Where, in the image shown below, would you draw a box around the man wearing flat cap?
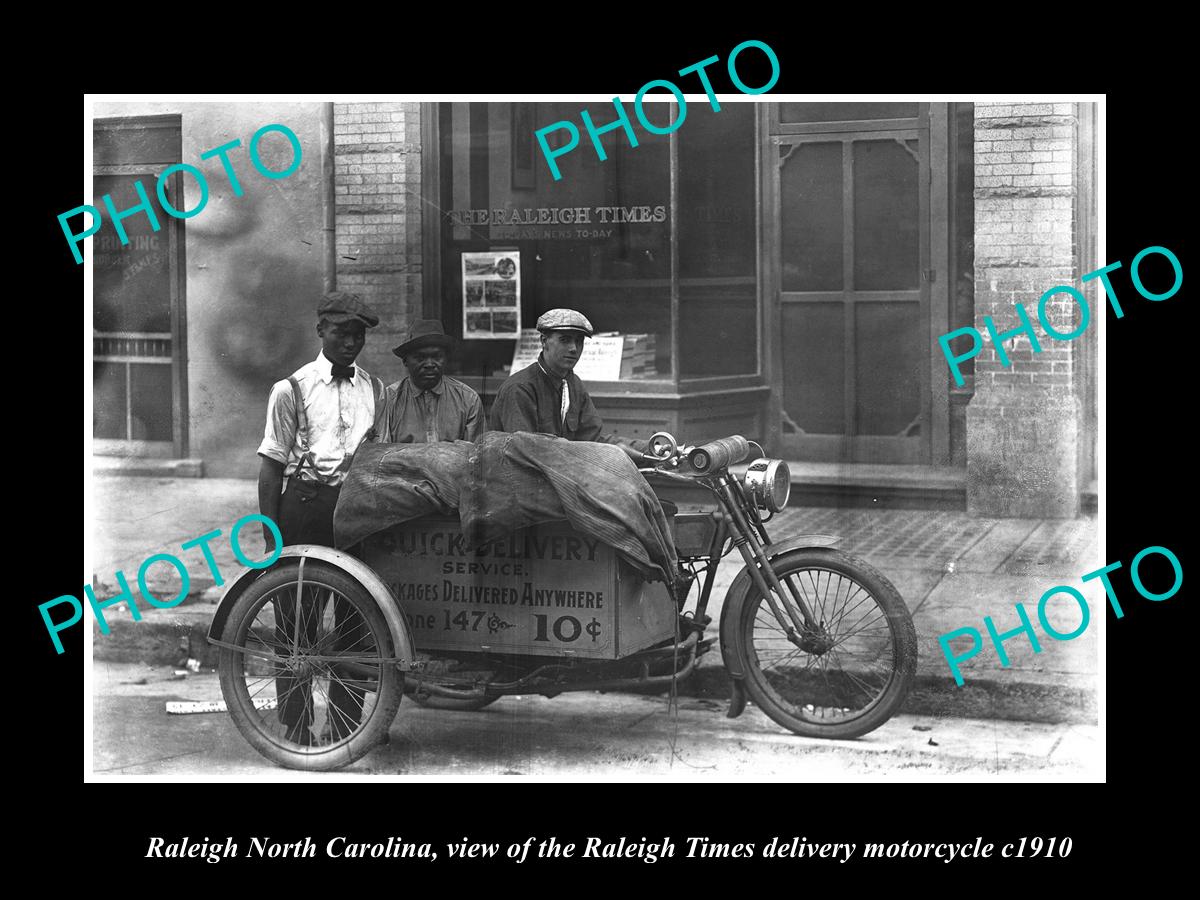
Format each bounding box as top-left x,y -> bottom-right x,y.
490,308 -> 646,460
256,291 -> 385,746
376,319 -> 485,444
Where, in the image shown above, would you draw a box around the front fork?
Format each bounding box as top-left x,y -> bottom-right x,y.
715,475 -> 823,650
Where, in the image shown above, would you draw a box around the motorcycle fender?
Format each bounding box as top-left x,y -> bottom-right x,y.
206,544 -> 416,665
718,534 -> 841,679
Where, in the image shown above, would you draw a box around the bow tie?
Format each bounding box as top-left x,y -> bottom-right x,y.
331,363 -> 356,381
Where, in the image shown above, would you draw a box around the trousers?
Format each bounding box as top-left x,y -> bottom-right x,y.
273,479 -> 367,742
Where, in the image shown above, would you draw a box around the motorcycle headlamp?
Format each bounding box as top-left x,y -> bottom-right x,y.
742,459 -> 791,513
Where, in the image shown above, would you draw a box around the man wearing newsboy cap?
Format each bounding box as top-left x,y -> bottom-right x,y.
256,291 -> 386,747
490,308 -> 647,460
376,319 -> 484,444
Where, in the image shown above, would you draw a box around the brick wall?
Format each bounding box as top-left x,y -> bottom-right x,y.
967,103 -> 1083,517
332,102 -> 423,384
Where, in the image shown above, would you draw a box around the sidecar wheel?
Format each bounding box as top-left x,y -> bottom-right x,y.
727,548 -> 917,740
217,561 -> 404,771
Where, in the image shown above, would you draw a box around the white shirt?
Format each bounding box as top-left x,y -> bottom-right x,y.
257,351 -> 378,486
537,359 -> 569,424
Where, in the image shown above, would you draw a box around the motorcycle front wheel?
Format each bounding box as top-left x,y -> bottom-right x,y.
217,561 -> 404,771
727,548 -> 917,740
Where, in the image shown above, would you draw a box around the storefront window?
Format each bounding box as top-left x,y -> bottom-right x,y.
436,101 -> 760,387
677,102 -> 758,378
439,102 -> 672,384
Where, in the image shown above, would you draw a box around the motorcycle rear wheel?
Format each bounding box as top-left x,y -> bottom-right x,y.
730,548 -> 917,740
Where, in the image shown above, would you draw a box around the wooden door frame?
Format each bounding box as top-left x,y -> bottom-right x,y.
762,102 -> 951,465
929,104 -> 950,466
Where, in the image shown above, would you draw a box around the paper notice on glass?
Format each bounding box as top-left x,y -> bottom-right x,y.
510,330 -> 542,371
462,250 -> 520,339
509,329 -> 623,381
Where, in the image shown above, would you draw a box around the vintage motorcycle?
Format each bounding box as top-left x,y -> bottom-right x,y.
208,433 -> 918,771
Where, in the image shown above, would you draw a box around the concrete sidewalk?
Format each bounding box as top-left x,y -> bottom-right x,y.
92,662 -> 1102,779
86,476 -> 1101,725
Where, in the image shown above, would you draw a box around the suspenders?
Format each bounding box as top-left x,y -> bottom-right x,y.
285,376 -> 318,482
368,373 -> 385,440
285,371 -> 385,482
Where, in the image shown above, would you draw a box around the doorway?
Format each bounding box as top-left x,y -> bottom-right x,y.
764,103 -> 949,465
93,116 -> 189,458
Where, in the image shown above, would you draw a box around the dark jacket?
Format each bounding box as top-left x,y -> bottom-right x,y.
488,357 -> 641,449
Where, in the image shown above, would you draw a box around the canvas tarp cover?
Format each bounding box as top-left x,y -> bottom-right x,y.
333,431 -> 679,583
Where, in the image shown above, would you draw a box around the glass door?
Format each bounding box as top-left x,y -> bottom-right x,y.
93,171 -> 183,456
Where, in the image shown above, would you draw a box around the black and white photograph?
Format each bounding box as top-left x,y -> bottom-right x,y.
485,278 -> 517,306
461,249 -> 522,338
463,256 -> 497,277
491,310 -> 519,334
83,95 -> 1107,785
464,310 -> 492,335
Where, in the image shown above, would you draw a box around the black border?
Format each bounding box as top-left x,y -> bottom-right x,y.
30,24 -> 1191,881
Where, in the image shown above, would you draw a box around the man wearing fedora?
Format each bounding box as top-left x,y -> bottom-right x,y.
377,318 -> 485,444
257,291 -> 386,745
490,308 -> 646,460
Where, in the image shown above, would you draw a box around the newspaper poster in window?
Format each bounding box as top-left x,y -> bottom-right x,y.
510,329 -> 624,381
462,250 -> 520,339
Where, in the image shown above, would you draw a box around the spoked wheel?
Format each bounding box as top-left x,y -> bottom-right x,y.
732,548 -> 917,740
217,561 -> 404,771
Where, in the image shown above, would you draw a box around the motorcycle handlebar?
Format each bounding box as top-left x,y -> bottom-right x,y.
639,434 -> 754,477
686,435 -> 750,473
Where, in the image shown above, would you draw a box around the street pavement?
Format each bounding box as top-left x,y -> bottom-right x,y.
91,662 -> 1102,780
87,475 -> 1102,725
